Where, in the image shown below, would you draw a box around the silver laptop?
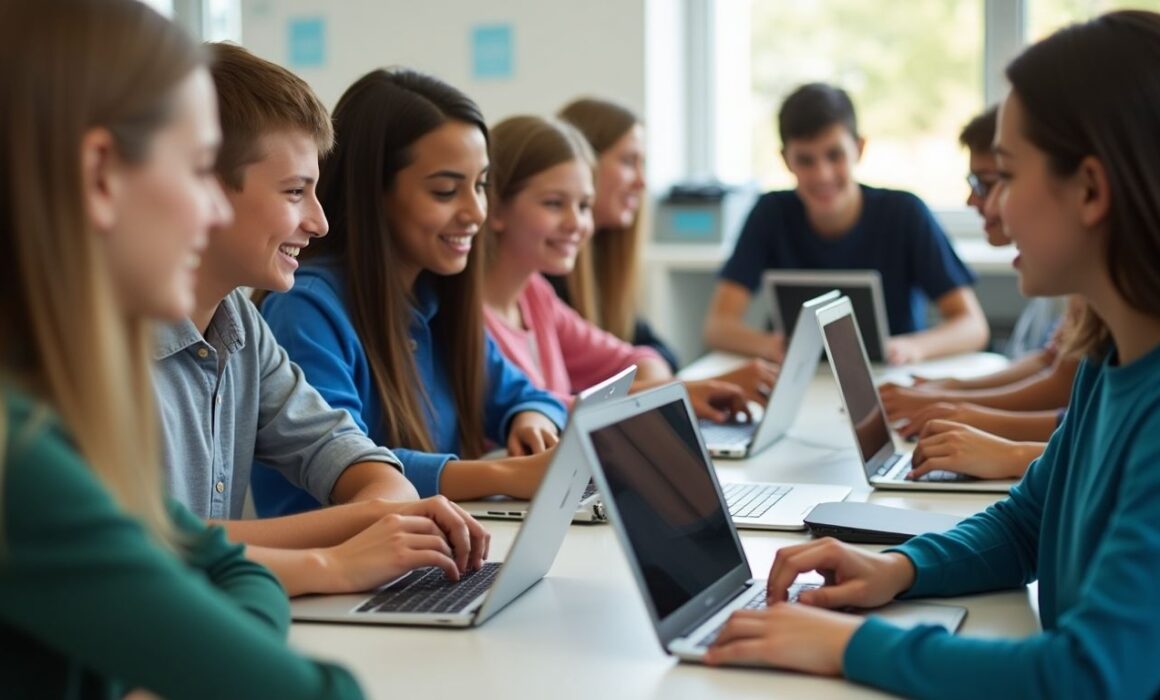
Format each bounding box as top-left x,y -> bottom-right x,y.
571,384 -> 966,663
765,269 -> 891,364
815,296 -> 1017,493
459,365 -> 637,523
700,290 -> 839,458
289,409 -> 596,626
571,383 -> 849,535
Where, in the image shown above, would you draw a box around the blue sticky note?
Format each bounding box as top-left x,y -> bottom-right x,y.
288,17 -> 325,68
472,24 -> 513,79
672,210 -> 717,239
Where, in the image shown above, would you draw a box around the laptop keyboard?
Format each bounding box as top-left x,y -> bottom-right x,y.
721,482 -> 792,519
581,480 -> 598,500
699,420 -> 758,448
875,454 -> 975,483
356,562 -> 502,614
696,583 -> 819,647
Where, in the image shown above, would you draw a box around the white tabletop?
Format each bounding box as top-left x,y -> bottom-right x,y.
290,352 -> 1039,699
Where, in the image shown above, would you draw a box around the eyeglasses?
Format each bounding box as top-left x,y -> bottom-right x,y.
966,173 -> 998,199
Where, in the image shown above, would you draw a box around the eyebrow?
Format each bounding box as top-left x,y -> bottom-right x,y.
279,175 -> 316,186
425,166 -> 490,181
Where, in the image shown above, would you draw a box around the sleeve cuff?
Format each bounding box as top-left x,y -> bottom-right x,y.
393,448 -> 456,498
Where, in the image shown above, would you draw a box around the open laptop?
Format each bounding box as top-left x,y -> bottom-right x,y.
700,290 -> 840,458
459,365 -> 637,523
290,405 -> 596,626
815,296 -> 1017,493
571,383 -> 966,663
571,383 -> 848,534
765,269 -> 891,363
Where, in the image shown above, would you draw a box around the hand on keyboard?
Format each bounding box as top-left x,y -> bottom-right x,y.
703,600 -> 861,676
910,419 -> 1035,481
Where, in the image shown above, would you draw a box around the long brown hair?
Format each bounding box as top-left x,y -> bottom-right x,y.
558,98 -> 644,341
483,115 -> 595,268
1006,10 -> 1160,358
0,0 -> 202,542
302,69 -> 489,457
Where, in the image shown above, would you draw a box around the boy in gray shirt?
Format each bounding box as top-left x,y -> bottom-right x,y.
154,43 -> 489,597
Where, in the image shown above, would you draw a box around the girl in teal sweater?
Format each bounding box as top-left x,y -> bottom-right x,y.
0,1 -> 361,697
706,11 -> 1160,699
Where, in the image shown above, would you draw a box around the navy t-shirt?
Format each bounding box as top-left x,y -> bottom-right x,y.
719,185 -> 976,335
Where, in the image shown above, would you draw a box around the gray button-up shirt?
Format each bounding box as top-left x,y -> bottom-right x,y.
153,289 -> 402,519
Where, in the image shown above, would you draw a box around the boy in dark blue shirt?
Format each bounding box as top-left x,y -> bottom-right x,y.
703,83 -> 989,365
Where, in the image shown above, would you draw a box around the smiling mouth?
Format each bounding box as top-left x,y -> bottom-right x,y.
278,244 -> 302,258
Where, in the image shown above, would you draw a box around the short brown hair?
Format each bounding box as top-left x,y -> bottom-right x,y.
958,106 -> 998,154
207,42 -> 333,189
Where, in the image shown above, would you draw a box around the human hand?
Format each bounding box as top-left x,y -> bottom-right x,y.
765,332 -> 787,363
490,449 -> 554,500
704,603 -> 861,675
896,402 -> 983,439
712,359 -> 780,406
885,337 -> 925,366
767,538 -> 916,610
381,496 -> 491,572
684,379 -> 749,424
877,382 -> 946,423
910,419 -> 1038,480
506,411 -> 560,456
320,514 -> 462,592
908,373 -> 959,391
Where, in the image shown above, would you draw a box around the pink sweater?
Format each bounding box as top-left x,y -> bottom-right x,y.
484,274 -> 663,408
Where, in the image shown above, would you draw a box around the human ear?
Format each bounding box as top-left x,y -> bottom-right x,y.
1076,155 -> 1110,230
79,127 -> 123,233
854,136 -> 866,162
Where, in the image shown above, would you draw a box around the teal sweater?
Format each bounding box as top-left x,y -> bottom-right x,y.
845,343 -> 1160,698
0,389 -> 364,699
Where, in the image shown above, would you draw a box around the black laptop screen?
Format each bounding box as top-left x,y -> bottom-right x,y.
588,399 -> 744,620
822,313 -> 893,467
774,281 -> 886,363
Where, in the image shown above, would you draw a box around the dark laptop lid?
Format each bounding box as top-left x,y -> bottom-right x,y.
572,384 -> 752,648
816,299 -> 896,476
766,270 -> 889,363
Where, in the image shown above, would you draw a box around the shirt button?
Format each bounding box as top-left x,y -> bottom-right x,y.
196,347 -> 209,359
216,395 -> 223,406
409,339 -> 418,352
215,481 -> 225,494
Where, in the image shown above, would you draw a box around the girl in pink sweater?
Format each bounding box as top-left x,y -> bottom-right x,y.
481,116 -> 775,421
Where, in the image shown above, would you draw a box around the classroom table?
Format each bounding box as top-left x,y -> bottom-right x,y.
290,352 -> 1040,699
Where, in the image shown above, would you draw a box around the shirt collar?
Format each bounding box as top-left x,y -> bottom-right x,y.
153,292 -> 248,360
411,272 -> 440,323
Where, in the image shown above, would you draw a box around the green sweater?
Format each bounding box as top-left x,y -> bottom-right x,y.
0,389 -> 364,699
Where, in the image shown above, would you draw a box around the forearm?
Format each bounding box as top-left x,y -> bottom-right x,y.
438,460 -> 507,500
244,545 -> 338,597
633,356 -> 674,384
703,316 -> 779,360
897,313 -> 989,362
934,367 -> 1073,412
330,460 -> 418,504
213,499 -> 387,549
943,352 -> 1052,391
966,407 -> 1061,442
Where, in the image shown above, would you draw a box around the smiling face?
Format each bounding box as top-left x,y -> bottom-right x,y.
968,150 -> 1006,246
203,129 -> 326,294
993,94 -> 1104,298
490,158 -> 595,277
100,67 -> 231,320
593,123 -> 645,230
385,120 -> 489,287
782,123 -> 863,221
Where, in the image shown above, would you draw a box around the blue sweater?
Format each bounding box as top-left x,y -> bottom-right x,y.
251,263 -> 567,512
845,341 -> 1160,698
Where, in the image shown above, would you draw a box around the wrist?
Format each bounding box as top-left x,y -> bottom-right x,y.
884,552 -> 917,596
304,548 -> 343,595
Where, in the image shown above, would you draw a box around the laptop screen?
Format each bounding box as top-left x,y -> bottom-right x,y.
821,312 -> 893,469
773,281 -> 887,363
587,399 -> 745,619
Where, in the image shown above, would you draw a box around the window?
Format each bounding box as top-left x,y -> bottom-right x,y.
1029,0 -> 1160,40
749,1 -> 985,209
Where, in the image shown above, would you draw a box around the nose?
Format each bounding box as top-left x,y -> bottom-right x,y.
209,178 -> 233,230
460,188 -> 486,228
303,193 -> 329,238
967,191 -> 984,214
983,180 -> 1003,221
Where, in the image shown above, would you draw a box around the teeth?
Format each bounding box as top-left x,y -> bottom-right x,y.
279,245 -> 300,258
186,253 -> 201,270
444,235 -> 473,246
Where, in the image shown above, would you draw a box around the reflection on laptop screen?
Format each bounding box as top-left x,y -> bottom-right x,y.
822,314 -> 893,465
588,400 -> 744,619
776,283 -> 886,363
